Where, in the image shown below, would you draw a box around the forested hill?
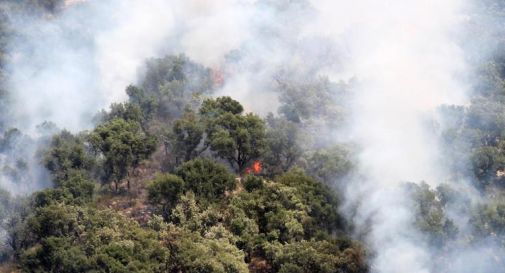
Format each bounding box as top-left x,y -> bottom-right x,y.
0,1 -> 504,273
0,53 -> 368,272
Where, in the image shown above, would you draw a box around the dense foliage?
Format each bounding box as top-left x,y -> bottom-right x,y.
3,1 -> 505,272
0,44 -> 367,272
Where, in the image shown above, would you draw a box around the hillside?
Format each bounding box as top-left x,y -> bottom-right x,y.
0,1 -> 504,273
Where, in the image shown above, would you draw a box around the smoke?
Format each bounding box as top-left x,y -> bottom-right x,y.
4,0 -> 177,132
310,1 -> 505,273
307,0 -> 500,273
2,0 -> 347,131
1,0 -> 503,272
306,1 -> 475,273
0,0 -> 262,196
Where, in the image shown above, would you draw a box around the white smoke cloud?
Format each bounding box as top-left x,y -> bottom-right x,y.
5,0 -> 260,132
306,1 -> 472,273
4,0 -> 340,130
5,0 -> 176,132
2,1 -> 504,272
93,0 -> 177,105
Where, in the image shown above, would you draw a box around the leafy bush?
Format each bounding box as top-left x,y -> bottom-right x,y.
175,158 -> 236,201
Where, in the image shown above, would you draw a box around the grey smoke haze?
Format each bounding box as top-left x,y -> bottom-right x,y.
4,0 -> 348,132
307,1 -> 471,273
1,0 -> 503,272
5,0 -> 177,132
5,0 -> 312,131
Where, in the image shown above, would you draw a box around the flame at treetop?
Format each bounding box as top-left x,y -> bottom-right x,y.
245,160 -> 262,175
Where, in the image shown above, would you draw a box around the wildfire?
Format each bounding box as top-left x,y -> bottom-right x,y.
245,160 -> 262,175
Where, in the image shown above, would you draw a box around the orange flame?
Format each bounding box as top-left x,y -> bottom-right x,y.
244,160 -> 262,175
253,160 -> 262,174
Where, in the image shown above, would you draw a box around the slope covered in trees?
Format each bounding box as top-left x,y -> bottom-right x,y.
0,49 -> 366,272
0,1 -> 505,273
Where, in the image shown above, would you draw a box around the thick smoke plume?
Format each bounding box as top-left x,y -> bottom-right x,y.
1,0 -> 502,272
310,1 -> 470,272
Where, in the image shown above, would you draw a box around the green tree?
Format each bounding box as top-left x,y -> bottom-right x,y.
263,114 -> 301,176
88,118 -> 157,191
405,182 -> 458,247
42,130 -> 95,184
171,109 -> 205,164
147,174 -> 185,220
276,76 -> 346,125
20,205 -> 168,273
304,145 -> 354,185
228,170 -> 343,245
264,240 -> 368,273
126,85 -> 158,123
201,97 -> 266,172
34,171 -> 95,207
98,102 -> 143,124
470,200 -> 505,242
21,237 -> 91,273
175,158 -> 236,201
200,96 -> 244,117
161,225 -> 248,273
276,169 -> 344,235
139,54 -> 213,120
243,175 -> 264,192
